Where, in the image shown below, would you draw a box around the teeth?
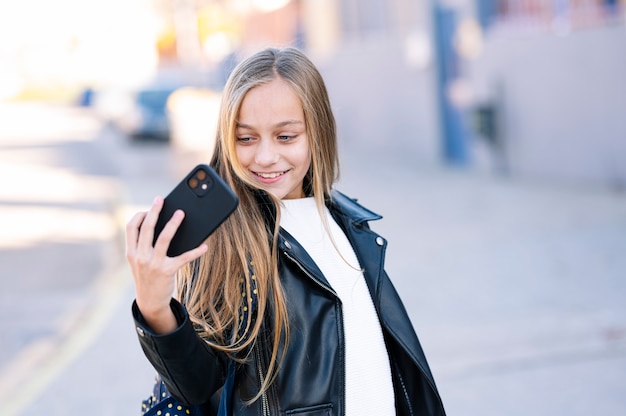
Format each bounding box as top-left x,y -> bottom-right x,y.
257,171 -> 285,179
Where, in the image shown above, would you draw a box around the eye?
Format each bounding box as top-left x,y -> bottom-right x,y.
237,136 -> 253,143
278,135 -> 295,141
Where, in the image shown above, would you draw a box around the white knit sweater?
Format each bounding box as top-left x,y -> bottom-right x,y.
280,197 -> 395,416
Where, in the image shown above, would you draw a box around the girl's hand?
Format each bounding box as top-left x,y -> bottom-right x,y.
125,196 -> 207,334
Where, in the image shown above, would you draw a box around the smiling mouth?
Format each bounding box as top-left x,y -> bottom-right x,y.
254,170 -> 288,179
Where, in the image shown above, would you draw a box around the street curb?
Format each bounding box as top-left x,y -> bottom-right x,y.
0,185 -> 132,416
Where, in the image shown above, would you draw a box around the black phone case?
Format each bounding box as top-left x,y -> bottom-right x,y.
153,164 -> 239,257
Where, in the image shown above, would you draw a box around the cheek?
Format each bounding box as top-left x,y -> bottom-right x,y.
291,140 -> 311,171
235,146 -> 250,167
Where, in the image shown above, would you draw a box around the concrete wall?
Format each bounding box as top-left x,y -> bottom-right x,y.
318,36 -> 441,167
466,24 -> 626,188
302,0 -> 442,167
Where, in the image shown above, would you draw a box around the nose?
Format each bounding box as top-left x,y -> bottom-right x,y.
254,138 -> 279,166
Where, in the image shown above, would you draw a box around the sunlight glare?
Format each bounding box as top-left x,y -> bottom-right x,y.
0,0 -> 161,97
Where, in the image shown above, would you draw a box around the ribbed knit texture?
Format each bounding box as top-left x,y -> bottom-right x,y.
280,197 -> 395,416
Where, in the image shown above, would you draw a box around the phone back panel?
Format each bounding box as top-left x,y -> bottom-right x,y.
153,164 -> 238,257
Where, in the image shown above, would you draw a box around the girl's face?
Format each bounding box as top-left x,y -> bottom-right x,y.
235,78 -> 311,200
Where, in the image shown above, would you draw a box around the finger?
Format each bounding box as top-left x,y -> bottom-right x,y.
174,243 -> 208,267
125,211 -> 147,256
137,196 -> 164,249
153,209 -> 185,257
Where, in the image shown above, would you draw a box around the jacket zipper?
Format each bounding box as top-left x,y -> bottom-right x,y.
255,346 -> 271,416
394,360 -> 414,416
282,250 -> 337,298
282,249 -> 347,415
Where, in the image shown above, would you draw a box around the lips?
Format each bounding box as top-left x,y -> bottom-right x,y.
254,170 -> 288,179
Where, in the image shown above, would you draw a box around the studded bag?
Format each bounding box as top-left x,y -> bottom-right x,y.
140,359 -> 235,416
140,374 -> 198,416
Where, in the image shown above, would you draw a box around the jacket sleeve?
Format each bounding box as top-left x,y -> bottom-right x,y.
132,298 -> 228,406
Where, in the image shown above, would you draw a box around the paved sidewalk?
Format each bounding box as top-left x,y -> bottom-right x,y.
339,148 -> 626,415
2,102 -> 626,415
0,103 -> 168,416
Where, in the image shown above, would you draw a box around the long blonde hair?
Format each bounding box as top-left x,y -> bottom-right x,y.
176,47 -> 339,399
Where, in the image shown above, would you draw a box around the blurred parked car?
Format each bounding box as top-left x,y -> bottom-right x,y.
87,81 -> 185,142
83,66 -> 224,143
115,84 -> 179,141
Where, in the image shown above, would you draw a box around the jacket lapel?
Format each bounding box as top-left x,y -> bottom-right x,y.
327,191 -> 385,300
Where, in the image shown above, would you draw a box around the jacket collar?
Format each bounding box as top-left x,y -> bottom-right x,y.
327,190 -> 382,225
271,189 -> 385,298
253,189 -> 382,230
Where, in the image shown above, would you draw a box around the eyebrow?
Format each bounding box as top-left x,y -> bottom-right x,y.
236,120 -> 304,130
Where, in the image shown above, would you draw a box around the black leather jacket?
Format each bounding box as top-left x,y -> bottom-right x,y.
133,190 -> 445,416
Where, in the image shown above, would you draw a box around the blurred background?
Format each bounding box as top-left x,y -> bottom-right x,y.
0,0 -> 625,415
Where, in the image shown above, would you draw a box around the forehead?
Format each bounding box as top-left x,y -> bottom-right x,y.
237,78 -> 304,127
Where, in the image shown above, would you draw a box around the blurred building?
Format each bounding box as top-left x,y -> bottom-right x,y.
236,0 -> 626,188
301,0 -> 442,167
155,0 -> 440,163
297,0 -> 626,188
12,0 -> 620,188
468,0 -> 626,187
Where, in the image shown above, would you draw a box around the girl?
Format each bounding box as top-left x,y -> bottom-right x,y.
126,47 -> 445,416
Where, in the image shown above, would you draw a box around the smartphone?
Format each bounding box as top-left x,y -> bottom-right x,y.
152,164 -> 239,257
